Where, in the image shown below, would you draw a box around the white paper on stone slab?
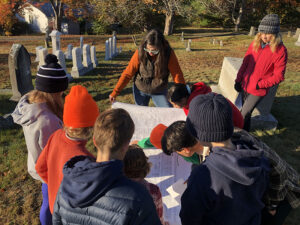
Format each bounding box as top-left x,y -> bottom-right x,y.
112,102 -> 191,225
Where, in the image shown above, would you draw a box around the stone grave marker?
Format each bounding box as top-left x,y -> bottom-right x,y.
80,36 -> 84,53
55,50 -> 72,81
248,26 -> 256,36
105,40 -> 109,60
65,44 -> 73,60
108,38 -> 112,59
186,39 -> 191,52
293,28 -> 300,39
213,39 -> 216,45
82,44 -> 93,72
8,44 -> 33,101
112,35 -> 117,57
295,34 -> 300,46
220,40 -> 224,47
50,30 -> 62,53
211,57 -> 279,130
119,47 -> 122,53
37,48 -> 48,70
35,46 -> 43,62
181,32 -> 184,42
287,31 -> 291,38
71,47 -> 86,78
90,46 -> 99,68
209,38 -> 213,44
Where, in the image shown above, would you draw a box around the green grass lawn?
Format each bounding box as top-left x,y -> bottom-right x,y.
0,29 -> 299,224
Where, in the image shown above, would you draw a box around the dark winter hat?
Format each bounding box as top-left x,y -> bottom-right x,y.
186,93 -> 233,142
35,54 -> 68,93
258,14 -> 280,34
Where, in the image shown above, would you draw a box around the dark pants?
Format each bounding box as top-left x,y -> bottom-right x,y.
261,199 -> 292,225
40,183 -> 52,225
241,91 -> 263,131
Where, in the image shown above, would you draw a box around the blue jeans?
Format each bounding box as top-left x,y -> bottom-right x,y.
133,83 -> 172,107
40,183 -> 52,225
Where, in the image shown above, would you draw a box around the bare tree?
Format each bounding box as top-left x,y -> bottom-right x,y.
49,0 -> 64,31
232,0 -> 246,32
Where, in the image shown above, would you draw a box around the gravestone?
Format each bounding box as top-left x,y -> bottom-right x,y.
186,39 -> 191,52
105,40 -> 109,60
119,47 -> 122,53
287,31 -> 291,38
293,28 -> 300,39
35,46 -> 43,62
220,40 -> 224,47
71,47 -> 86,78
37,48 -> 48,70
108,38 -> 112,59
49,30 -> 62,53
55,50 -> 72,81
181,32 -> 184,42
80,36 -> 84,53
82,44 -> 93,72
90,46 -> 99,68
213,39 -> 216,45
112,35 -> 117,57
248,26 -> 256,36
211,57 -> 278,130
45,26 -> 51,47
8,44 -> 33,101
295,34 -> 300,46
209,38 -> 213,44
65,44 -> 72,60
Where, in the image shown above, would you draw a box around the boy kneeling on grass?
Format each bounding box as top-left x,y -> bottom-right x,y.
53,108 -> 161,225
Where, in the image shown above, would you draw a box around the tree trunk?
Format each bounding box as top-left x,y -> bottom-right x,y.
164,12 -> 175,36
232,0 -> 245,33
50,0 -> 63,32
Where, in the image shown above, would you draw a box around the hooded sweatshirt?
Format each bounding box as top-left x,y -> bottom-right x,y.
180,143 -> 269,225
52,156 -> 161,225
11,95 -> 62,182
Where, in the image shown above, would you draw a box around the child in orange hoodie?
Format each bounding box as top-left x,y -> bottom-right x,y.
168,83 -> 244,129
35,85 -> 99,213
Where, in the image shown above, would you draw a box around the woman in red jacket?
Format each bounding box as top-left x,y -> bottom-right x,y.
235,14 -> 287,131
109,29 -> 185,107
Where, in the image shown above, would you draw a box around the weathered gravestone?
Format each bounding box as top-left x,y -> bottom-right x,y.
71,47 -> 86,78
181,32 -> 184,42
8,44 -> 33,101
293,28 -> 300,39
220,40 -> 224,47
186,39 -> 191,52
105,40 -> 109,61
50,30 -> 62,53
35,46 -> 43,62
37,48 -> 48,70
211,57 -> 278,130
248,26 -> 256,36
80,36 -> 84,53
112,35 -> 117,57
65,44 -> 72,60
82,44 -> 93,72
108,38 -> 113,59
55,50 -> 72,81
287,31 -> 291,38
90,46 -> 99,68
295,34 -> 300,46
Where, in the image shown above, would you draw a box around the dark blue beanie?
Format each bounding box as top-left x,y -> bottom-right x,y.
186,93 -> 233,142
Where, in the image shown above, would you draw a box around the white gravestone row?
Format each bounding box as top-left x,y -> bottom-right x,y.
105,34 -> 119,60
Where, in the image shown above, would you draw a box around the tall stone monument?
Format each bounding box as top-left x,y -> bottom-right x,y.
71,47 -> 86,78
105,40 -> 109,60
65,44 -> 73,60
55,50 -> 72,81
37,48 -> 48,70
50,30 -> 62,54
8,44 -> 33,101
82,44 -> 93,72
108,38 -> 112,60
248,26 -> 256,36
186,39 -> 192,52
35,46 -> 43,62
90,46 -> 99,68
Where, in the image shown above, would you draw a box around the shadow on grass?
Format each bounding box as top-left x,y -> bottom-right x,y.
0,95 -> 17,116
173,48 -> 229,52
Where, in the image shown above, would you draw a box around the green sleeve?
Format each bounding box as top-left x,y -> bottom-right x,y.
181,153 -> 201,165
137,137 -> 155,148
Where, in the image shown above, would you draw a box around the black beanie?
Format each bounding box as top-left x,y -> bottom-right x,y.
258,14 -> 280,34
186,93 -> 233,142
35,54 -> 68,93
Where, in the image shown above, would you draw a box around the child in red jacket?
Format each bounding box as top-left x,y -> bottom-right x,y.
35,85 -> 99,213
168,82 -> 244,129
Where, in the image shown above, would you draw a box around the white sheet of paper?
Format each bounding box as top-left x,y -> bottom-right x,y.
112,102 -> 191,225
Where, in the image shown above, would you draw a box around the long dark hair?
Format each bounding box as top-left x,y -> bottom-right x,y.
138,29 -> 171,79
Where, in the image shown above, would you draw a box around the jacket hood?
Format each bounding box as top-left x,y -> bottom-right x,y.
206,144 -> 269,185
61,156 -> 123,208
12,95 -> 49,126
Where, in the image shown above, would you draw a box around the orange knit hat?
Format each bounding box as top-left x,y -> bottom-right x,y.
150,124 -> 167,149
63,85 -> 99,128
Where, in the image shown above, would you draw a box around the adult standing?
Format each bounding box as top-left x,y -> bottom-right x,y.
12,54 -> 68,225
235,14 -> 287,131
109,29 -> 185,107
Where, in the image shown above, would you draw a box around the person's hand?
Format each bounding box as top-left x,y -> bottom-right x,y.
109,95 -> 116,104
269,209 -> 276,216
234,82 -> 242,92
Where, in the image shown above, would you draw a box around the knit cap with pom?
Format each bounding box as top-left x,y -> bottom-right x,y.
63,85 -> 100,128
150,124 -> 167,149
258,14 -> 280,34
186,93 -> 233,142
35,54 -> 68,93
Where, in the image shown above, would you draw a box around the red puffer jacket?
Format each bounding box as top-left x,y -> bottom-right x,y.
235,41 -> 287,96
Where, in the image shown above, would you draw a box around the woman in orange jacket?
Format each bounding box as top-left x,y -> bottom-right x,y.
109,29 -> 185,107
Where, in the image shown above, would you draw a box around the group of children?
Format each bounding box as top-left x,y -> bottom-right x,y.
12,54 -> 300,225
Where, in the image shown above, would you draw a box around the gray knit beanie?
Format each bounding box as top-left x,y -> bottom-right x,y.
258,14 -> 280,34
186,93 -> 233,142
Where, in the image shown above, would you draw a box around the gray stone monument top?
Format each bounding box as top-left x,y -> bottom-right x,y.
50,30 -> 62,53
71,47 -> 86,78
9,44 -> 33,101
248,26 -> 256,36
82,44 -> 93,72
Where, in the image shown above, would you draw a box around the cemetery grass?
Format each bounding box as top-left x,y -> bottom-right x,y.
0,30 -> 300,224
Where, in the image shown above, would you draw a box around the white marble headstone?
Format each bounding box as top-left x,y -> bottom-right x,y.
37,48 -> 48,70
65,44 -> 73,60
82,44 -> 93,72
108,38 -> 112,60
105,40 -> 109,61
71,47 -> 85,78
49,30 -> 62,53
90,46 -> 98,68
35,46 -> 43,62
